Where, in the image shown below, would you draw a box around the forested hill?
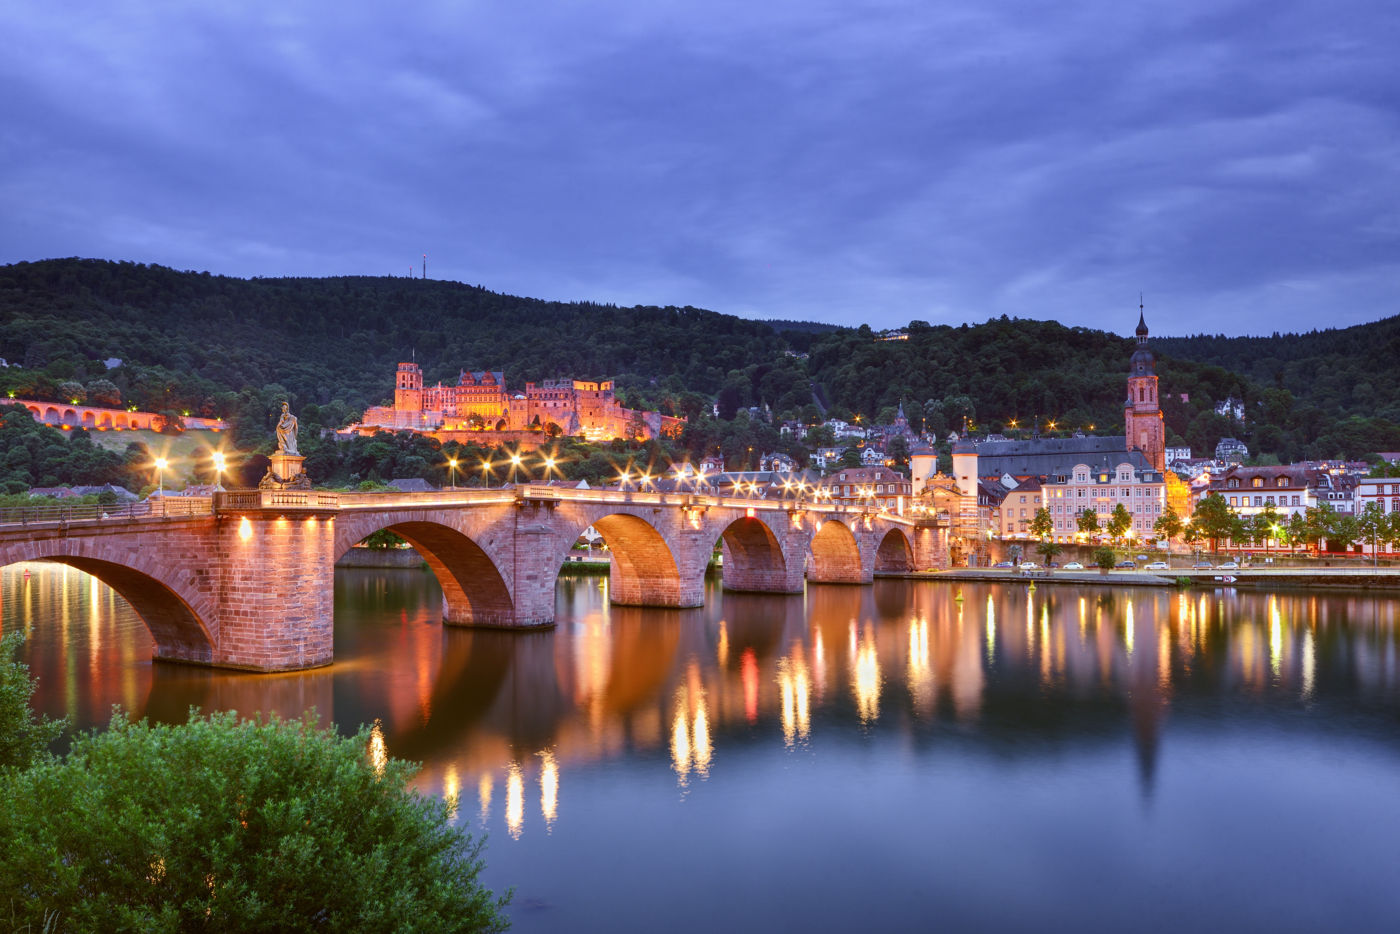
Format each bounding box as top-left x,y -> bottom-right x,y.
1154,316 -> 1400,424
2,258 -> 1398,461
0,258 -> 785,414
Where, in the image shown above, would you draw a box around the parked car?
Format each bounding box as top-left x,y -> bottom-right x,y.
1191,562 -> 1213,569
1062,561 -> 1084,570
1144,561 -> 1170,570
1115,560 -> 1135,569
1019,562 -> 1039,570
993,561 -> 1014,569
1216,561 -> 1240,570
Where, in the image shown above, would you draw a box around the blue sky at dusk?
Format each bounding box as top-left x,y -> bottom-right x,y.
2,0 -> 1397,336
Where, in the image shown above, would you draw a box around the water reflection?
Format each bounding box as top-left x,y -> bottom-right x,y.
5,563 -> 1400,842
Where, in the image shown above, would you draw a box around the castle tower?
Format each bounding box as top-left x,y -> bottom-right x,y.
394,362 -> 423,413
1124,307 -> 1165,473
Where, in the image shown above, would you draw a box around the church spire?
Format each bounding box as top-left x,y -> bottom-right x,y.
1136,294 -> 1149,343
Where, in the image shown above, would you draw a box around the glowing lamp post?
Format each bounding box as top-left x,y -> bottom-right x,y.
448,457 -> 458,490
510,452 -> 523,486
211,452 -> 226,492
154,457 -> 168,516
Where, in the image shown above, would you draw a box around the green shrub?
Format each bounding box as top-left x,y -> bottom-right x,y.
0,634 -> 67,771
0,711 -> 510,932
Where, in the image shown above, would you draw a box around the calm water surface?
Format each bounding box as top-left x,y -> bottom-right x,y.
5,562 -> 1400,933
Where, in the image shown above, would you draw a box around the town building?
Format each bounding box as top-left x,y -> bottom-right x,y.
1355,476 -> 1400,557
1215,437 -> 1248,464
1042,459 -> 1166,542
357,362 -> 683,441
1200,464 -> 1350,523
818,466 -> 911,513
998,478 -> 1043,538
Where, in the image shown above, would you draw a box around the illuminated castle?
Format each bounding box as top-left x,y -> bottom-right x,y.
359,363 -> 683,441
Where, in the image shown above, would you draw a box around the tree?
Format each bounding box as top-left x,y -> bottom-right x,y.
0,711 -> 510,932
1153,504 -> 1184,543
1029,507 -> 1054,541
1107,503 -> 1132,543
1077,508 -> 1100,537
1093,545 -> 1117,570
886,435 -> 911,470
1190,493 -> 1239,553
1330,514 -> 1361,554
1302,503 -> 1337,554
0,634 -> 67,772
1250,503 -> 1283,553
1036,540 -> 1063,566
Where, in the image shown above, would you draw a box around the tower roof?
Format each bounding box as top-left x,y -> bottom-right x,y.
1136,309 -> 1148,338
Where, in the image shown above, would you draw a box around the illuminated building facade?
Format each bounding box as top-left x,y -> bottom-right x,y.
360,363 -> 684,441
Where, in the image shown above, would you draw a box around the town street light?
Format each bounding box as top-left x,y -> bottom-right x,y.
211,452 -> 226,492
154,457 -> 167,516
448,457 -> 458,490
509,452 -> 523,485
480,457 -> 494,486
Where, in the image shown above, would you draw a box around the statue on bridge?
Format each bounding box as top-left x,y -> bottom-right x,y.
275,402 -> 299,456
260,402 -> 310,490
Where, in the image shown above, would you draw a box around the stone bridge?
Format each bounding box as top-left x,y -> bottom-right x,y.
0,486 -> 948,672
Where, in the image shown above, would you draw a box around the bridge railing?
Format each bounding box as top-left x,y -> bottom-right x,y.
0,497 -> 213,527
215,490 -> 342,511
335,489 -> 515,508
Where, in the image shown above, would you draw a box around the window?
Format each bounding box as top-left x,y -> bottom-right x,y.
1277,477 -> 1288,487
1252,477 -> 1263,488
1292,496 -> 1300,506
1254,496 -> 1263,507
1229,496 -> 1238,507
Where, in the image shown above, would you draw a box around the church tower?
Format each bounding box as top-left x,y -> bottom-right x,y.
1124,306 -> 1165,473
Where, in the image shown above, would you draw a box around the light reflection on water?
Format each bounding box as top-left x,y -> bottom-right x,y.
5,562 -> 1400,933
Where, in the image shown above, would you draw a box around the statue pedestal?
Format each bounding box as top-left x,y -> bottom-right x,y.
260,452 -> 311,490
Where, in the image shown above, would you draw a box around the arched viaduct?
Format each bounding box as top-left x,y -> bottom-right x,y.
0,487 -> 948,672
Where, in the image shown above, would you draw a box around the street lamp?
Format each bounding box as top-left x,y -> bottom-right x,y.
448,457 -> 458,490
154,457 -> 168,516
211,452 -> 226,492
509,452 -> 523,485
480,457 -> 494,486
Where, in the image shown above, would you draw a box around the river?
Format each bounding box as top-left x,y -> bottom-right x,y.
4,562 -> 1399,932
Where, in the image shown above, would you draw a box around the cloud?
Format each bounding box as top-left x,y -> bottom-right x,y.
1,0 -> 1397,336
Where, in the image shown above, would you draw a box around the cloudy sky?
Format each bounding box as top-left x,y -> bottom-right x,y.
3,0 -> 1397,335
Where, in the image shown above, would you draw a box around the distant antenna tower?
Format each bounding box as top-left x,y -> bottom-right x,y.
422,254 -> 427,280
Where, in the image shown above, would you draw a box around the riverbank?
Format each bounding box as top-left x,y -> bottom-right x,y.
908,567 -> 1400,591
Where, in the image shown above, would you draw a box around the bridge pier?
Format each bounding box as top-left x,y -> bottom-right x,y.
212,511 -> 335,671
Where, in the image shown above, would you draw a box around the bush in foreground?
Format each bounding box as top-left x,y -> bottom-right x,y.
0,711 -> 510,932
0,633 -> 66,771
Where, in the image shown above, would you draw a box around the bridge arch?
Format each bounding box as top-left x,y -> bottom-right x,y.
808,518 -> 864,583
43,406 -> 59,425
570,511 -> 685,607
62,408 -> 78,426
0,542 -> 215,665
708,514 -> 793,593
334,514 -> 515,627
81,410 -> 96,428
874,527 -> 915,573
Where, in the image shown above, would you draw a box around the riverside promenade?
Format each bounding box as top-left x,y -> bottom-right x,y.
912,566 -> 1400,591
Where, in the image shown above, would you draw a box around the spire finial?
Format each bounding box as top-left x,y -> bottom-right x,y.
1135,295 -> 1149,342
